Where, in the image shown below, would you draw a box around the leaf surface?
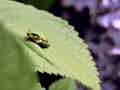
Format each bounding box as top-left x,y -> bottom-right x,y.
0,1 -> 100,90
0,24 -> 40,90
49,78 -> 78,90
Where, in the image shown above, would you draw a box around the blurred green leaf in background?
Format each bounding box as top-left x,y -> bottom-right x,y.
49,78 -> 78,90
14,0 -> 54,10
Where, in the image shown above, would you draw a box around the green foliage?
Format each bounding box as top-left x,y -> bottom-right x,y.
0,0 -> 100,90
14,0 -> 54,10
49,78 -> 78,90
0,24 -> 40,90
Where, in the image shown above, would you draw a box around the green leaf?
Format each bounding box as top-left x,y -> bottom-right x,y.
0,1 -> 101,90
41,87 -> 46,90
0,24 -> 40,90
49,78 -> 78,90
14,0 -> 54,10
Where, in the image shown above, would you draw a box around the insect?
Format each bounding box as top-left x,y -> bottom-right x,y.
27,30 -> 50,48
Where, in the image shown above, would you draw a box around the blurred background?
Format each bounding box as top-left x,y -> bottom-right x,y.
15,0 -> 120,90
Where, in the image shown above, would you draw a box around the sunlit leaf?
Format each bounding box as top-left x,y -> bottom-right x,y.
0,1 -> 100,90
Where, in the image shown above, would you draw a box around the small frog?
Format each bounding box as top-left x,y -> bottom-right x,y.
27,30 -> 50,48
